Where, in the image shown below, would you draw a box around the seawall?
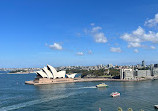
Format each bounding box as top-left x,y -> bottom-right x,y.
25,77 -> 153,85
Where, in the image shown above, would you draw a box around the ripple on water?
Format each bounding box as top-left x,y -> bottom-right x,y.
0,74 -> 158,111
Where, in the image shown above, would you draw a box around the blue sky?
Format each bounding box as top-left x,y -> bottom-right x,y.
1,0 -> 158,68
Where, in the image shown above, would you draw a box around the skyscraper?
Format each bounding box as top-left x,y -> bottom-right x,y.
142,60 -> 145,67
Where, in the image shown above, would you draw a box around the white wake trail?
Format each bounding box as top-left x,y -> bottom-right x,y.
70,86 -> 96,89
0,92 -> 77,111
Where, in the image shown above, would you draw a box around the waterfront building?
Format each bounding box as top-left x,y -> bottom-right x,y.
120,68 -> 153,80
136,70 -> 151,78
27,65 -> 78,85
66,73 -> 77,78
136,64 -> 142,69
153,68 -> 158,76
150,64 -> 154,76
142,60 -> 145,67
150,64 -> 154,69
154,64 -> 158,68
120,68 -> 134,80
37,64 -> 73,79
107,64 -> 113,68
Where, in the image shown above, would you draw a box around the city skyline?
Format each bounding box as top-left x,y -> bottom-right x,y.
1,0 -> 158,68
0,60 -> 156,69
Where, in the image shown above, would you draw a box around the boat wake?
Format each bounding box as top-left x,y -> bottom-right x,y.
71,86 -> 96,89
0,92 -> 79,111
82,86 -> 96,89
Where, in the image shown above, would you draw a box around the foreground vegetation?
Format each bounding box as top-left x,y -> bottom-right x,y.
118,107 -> 144,111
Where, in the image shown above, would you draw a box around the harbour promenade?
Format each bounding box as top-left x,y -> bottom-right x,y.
25,77 -> 152,85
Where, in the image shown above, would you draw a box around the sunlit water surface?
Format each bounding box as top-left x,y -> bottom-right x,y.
0,73 -> 158,111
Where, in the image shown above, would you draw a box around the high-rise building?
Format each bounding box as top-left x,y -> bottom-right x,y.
107,64 -> 113,68
154,64 -> 158,68
142,60 -> 145,67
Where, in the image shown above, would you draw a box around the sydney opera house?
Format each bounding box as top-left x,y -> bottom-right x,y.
37,65 -> 67,79
25,65 -> 77,85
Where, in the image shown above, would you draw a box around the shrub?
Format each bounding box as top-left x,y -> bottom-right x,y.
118,107 -> 123,111
128,108 -> 133,111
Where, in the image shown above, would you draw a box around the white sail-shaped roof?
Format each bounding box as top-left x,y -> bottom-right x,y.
42,67 -> 53,78
66,73 -> 77,78
36,70 -> 48,78
36,65 -> 66,79
47,64 -> 57,75
54,71 -> 66,79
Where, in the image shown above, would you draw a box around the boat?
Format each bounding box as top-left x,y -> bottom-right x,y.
154,105 -> 158,109
110,92 -> 120,97
152,77 -> 158,80
96,83 -> 108,88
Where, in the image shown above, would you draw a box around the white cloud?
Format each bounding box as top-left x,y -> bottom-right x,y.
133,26 -> 145,35
76,52 -> 84,56
90,23 -> 95,26
145,13 -> 158,27
49,43 -> 62,50
87,25 -> 108,43
93,32 -> 107,43
128,42 -> 142,48
134,49 -> 139,53
110,47 -> 122,53
121,26 -> 143,43
121,26 -> 158,48
91,26 -> 102,33
150,46 -> 156,49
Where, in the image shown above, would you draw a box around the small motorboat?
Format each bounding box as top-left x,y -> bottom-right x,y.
154,105 -> 158,109
96,83 -> 108,88
110,92 -> 120,97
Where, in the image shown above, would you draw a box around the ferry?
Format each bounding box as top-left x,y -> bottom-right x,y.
154,105 -> 158,109
96,83 -> 108,88
110,92 -> 120,97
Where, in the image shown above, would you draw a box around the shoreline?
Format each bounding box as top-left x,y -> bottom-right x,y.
25,77 -> 154,85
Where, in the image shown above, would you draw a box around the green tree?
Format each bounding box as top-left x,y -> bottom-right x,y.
118,107 -> 123,111
128,108 -> 133,111
109,68 -> 120,77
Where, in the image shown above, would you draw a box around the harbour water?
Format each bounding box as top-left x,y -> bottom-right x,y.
0,73 -> 158,111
